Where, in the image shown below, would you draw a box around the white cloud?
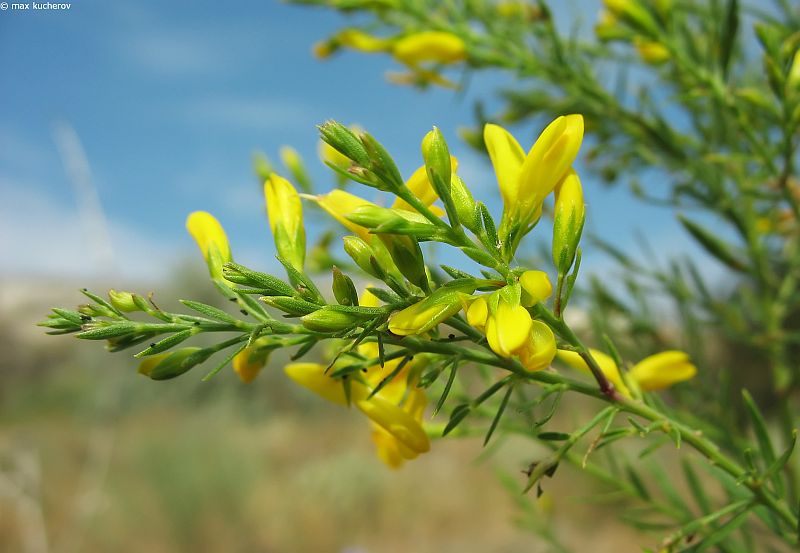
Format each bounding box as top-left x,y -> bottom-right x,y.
0,178 -> 179,283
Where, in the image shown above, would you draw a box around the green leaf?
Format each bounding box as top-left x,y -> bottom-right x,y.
719,0 -> 739,77
484,384 -> 514,446
683,458 -> 712,514
179,300 -> 239,324
201,342 -> 248,381
443,403 -> 471,436
741,390 -> 777,472
537,432 -> 570,441
135,328 -> 196,357
434,357 -> 460,416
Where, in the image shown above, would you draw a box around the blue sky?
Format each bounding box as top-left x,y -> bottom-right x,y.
0,0 -> 697,285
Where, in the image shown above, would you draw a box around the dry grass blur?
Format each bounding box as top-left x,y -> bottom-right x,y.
1,274 -> 647,553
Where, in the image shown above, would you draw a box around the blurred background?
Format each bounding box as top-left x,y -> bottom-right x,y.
1,1 -> 711,551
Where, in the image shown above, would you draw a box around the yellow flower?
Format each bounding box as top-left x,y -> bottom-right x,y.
484,116 -> 584,249
485,299 -> 533,358
634,38 -> 670,65
557,349 -> 697,396
392,31 -> 467,66
465,295 -> 489,331
370,388 -> 428,469
265,174 -> 305,270
186,211 -> 232,279
284,357 -> 430,464
518,320 -> 557,372
519,270 -> 553,307
628,351 -> 697,391
388,280 -> 477,335
232,339 -> 271,384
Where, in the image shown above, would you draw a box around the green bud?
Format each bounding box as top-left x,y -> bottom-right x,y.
78,303 -> 117,318
252,152 -> 274,184
261,296 -> 320,316
332,267 -> 359,306
279,146 -> 312,192
346,206 -> 437,239
318,120 -> 370,167
450,175 -> 479,232
421,127 -> 458,224
138,347 -> 207,380
360,132 -> 405,191
380,235 -> 429,292
301,306 -> 365,332
343,236 -> 384,279
223,262 -> 296,296
552,171 -> 585,274
108,289 -> 141,313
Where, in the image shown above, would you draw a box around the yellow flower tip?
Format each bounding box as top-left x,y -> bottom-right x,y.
233,346 -> 268,384
629,351 -> 697,391
186,211 -> 232,278
556,348 -> 631,397
359,286 -> 381,308
634,38 -> 670,65
284,363 -> 365,406
465,295 -> 489,331
315,189 -> 377,240
392,31 -> 467,66
264,174 -> 305,270
388,303 -> 441,336
519,321 -> 557,371
137,352 -> 170,377
483,123 -> 525,205
519,270 -> 553,307
486,301 -> 533,358
312,40 -> 336,59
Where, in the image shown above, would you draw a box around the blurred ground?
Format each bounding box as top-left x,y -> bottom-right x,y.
1,275 -> 646,553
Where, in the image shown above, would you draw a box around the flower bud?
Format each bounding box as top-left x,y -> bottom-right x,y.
279,146 -> 312,192
634,38 -> 670,65
465,295 -> 489,331
261,296 -> 319,316
186,211 -> 232,279
252,152 -> 274,183
355,394 -> 430,454
108,289 -> 141,313
450,175 -> 479,232
602,0 -> 658,34
138,347 -> 205,381
421,127 -> 456,220
315,189 -> 375,241
343,236 -> 385,279
388,281 -> 477,335
392,31 -> 467,66
556,348 -> 631,397
337,29 -> 392,53
319,120 -> 370,167
265,174 -> 306,271
381,235 -> 429,292
332,266 -> 359,306
301,306 -> 369,333
519,271 -> 553,307
552,171 -> 585,274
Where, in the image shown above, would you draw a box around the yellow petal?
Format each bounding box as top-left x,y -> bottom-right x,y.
519,270 -> 553,306
371,425 -> 409,468
392,157 -> 459,212
556,348 -> 631,397
356,394 -> 430,454
484,123 -> 525,206
233,346 -> 268,384
186,211 -> 232,278
315,189 -> 377,241
284,363 -> 366,405
629,351 -> 696,391
466,295 -> 489,331
392,31 -> 467,66
264,174 -> 305,270
337,29 -> 392,53
517,114 -> 584,220
519,321 -> 557,371
486,301 -> 532,357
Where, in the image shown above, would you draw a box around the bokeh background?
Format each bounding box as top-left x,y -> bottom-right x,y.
1,1 -> 713,551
